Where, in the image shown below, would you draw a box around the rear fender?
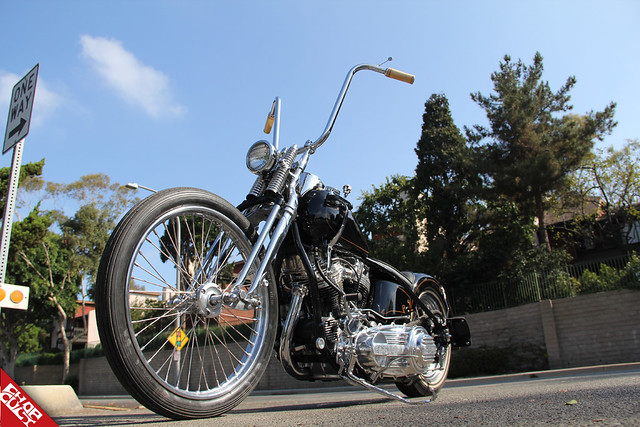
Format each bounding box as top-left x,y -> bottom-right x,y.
406,272 -> 471,347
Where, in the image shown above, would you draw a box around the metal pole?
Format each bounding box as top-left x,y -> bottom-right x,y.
174,217 -> 181,384
0,138 -> 24,284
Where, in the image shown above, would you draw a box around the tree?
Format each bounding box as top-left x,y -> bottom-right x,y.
413,94 -> 480,274
470,52 -> 616,249
44,175 -> 136,380
1,206 -> 79,378
0,159 -> 45,218
0,171 -> 137,380
356,175 -> 421,270
561,139 -> 640,252
47,174 -> 137,299
0,160 -> 50,377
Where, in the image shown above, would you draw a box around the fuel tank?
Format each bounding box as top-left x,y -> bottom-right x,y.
297,189 -> 369,256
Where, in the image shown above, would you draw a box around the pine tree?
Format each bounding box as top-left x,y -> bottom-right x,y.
414,94 -> 479,266
470,52 -> 616,249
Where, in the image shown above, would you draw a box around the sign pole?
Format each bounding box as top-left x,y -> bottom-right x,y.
0,138 -> 24,285
0,64 -> 38,313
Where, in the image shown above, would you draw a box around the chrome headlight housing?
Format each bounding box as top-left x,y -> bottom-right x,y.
246,140 -> 276,174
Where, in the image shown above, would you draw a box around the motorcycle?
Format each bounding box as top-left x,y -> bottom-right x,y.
95,62 -> 471,419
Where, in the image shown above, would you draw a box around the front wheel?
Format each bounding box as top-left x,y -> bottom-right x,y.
395,284 -> 451,398
95,188 -> 277,419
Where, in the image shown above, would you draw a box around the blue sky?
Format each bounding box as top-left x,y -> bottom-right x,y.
1,1 -> 639,210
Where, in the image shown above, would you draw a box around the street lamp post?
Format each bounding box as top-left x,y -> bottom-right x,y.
125,182 -> 157,193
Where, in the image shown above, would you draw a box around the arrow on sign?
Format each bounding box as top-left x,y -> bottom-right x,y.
8,118 -> 26,139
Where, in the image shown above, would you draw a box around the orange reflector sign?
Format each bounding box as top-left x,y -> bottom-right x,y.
0,283 -> 29,310
167,327 -> 189,351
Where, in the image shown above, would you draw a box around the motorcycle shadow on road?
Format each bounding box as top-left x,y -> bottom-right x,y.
54,412 -> 167,427
230,395 -> 393,415
53,393 -> 394,426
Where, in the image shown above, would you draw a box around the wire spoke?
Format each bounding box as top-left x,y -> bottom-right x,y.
123,204 -> 270,397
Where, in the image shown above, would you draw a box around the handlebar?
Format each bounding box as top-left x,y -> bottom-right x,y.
385,68 -> 415,84
305,63 -> 415,153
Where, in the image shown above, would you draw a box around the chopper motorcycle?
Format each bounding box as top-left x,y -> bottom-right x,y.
95,62 -> 471,419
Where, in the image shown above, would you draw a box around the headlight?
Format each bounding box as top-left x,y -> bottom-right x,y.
246,140 -> 276,174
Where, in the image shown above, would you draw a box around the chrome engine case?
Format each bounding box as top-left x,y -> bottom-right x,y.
340,322 -> 438,380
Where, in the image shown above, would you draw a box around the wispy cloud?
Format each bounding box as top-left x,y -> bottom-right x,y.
1,69 -> 64,126
80,35 -> 185,118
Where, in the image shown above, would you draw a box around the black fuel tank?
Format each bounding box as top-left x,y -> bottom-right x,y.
297,189 -> 369,256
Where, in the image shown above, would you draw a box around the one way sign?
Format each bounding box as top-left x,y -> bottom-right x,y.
3,64 -> 39,154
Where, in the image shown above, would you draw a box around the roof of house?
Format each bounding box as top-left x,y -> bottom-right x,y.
74,301 -> 95,319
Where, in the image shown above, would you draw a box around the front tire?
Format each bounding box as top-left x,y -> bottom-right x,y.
95,188 -> 277,419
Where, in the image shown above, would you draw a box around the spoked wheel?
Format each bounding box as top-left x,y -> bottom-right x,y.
96,188 -> 277,419
395,283 -> 452,398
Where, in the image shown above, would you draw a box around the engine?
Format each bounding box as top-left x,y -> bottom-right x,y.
351,324 -> 438,379
280,249 -> 440,383
281,250 -> 371,317
314,251 -> 371,315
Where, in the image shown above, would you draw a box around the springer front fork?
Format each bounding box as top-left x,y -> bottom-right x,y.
197,146 -> 312,316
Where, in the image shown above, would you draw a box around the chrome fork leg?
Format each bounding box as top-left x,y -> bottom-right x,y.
279,284 -> 309,378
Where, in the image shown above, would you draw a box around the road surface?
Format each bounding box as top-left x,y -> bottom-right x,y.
54,367 -> 640,426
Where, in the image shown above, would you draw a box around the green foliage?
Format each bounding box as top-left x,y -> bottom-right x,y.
16,324 -> 45,355
356,53 -> 625,317
1,204 -> 79,376
45,173 -> 135,213
452,253 -> 636,314
471,202 -> 536,281
499,247 -> 571,284
62,203 -> 114,293
7,206 -> 78,323
470,52 -> 616,247
413,94 -> 480,276
2,167 -> 137,377
0,159 -> 45,215
561,139 -> 640,251
16,345 -> 104,367
578,255 -> 640,293
356,175 -> 421,270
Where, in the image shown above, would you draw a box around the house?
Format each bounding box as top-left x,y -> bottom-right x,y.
51,301 -> 100,351
52,290 -> 163,351
544,199 -> 640,262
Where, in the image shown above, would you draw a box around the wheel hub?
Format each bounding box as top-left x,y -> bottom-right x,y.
198,282 -> 223,318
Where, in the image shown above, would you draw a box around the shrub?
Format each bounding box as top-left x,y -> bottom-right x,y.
16,345 -> 104,367
578,254 -> 640,294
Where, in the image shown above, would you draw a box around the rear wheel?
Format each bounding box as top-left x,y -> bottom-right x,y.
395,284 -> 451,398
95,188 -> 277,419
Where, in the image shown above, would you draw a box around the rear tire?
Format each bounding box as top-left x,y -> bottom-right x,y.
95,188 -> 277,419
395,284 -> 451,398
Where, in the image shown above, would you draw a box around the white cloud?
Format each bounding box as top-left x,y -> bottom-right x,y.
80,35 -> 185,118
1,69 -> 64,127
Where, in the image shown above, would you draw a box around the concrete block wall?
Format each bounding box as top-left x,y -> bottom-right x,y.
552,290 -> 640,367
463,299 -> 546,349
463,289 -> 640,369
78,357 -> 127,396
254,354 -> 346,391
74,352 -> 343,396
13,364 -> 79,386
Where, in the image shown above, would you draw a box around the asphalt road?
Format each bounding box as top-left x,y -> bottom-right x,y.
54,367 -> 640,427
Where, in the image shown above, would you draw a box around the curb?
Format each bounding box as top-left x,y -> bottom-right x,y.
22,385 -> 84,417
446,361 -> 640,387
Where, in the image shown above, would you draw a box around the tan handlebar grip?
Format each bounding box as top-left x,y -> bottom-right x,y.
264,115 -> 274,134
385,68 -> 415,84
